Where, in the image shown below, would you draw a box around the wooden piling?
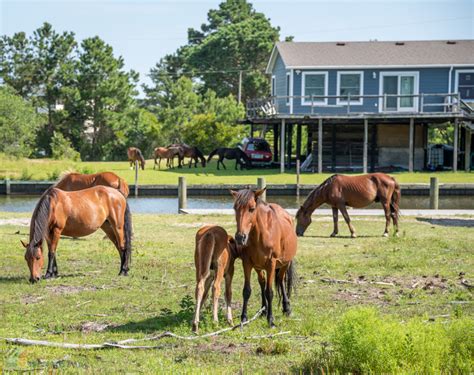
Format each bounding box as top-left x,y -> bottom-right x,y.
296,159 -> 300,197
429,177 -> 439,210
5,178 -> 10,195
134,160 -> 139,197
178,176 -> 187,212
257,177 -> 266,202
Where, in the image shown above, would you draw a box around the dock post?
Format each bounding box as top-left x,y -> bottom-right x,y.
257,177 -> 266,202
409,118 -> 414,172
178,176 -> 187,213
134,160 -> 139,197
429,177 -> 439,210
318,118 -> 323,173
296,159 -> 300,197
363,119 -> 368,174
466,130 -> 471,172
453,119 -> 459,172
5,178 -> 10,195
280,119 -> 285,173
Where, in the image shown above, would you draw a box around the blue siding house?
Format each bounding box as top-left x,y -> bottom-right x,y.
247,40 -> 474,172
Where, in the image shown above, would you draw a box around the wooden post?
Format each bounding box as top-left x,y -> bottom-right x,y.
296,124 -> 302,162
465,130 -> 471,172
453,119 -> 459,172
178,176 -> 187,213
5,178 -> 10,195
409,118 -> 414,172
429,177 -> 439,210
296,159 -> 300,197
257,177 -> 266,202
363,119 -> 368,174
273,124 -> 279,163
287,123 -> 293,169
280,119 -> 285,173
318,118 -> 323,173
134,160 -> 139,197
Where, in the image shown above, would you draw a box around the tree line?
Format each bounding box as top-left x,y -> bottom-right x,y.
0,0 -> 280,160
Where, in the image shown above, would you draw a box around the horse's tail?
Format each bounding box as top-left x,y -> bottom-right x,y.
118,177 -> 129,198
275,259 -> 297,304
390,178 -> 401,222
207,148 -> 218,162
124,201 -> 133,266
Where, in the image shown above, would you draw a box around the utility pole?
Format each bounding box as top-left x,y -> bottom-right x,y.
238,70 -> 243,104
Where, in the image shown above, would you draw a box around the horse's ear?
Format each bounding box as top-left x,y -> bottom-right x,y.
20,240 -> 28,248
229,190 -> 239,200
254,187 -> 266,198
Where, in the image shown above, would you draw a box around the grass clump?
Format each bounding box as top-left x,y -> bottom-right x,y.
300,307 -> 474,374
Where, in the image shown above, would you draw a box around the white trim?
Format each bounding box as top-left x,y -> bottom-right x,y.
290,69 -> 294,114
378,71 -> 420,112
286,64 -> 474,70
301,71 -> 329,106
454,69 -> 474,99
286,72 -> 290,106
265,45 -> 279,74
336,71 -> 364,105
271,75 -> 276,96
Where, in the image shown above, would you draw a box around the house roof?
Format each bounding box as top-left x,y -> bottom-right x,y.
266,40 -> 474,73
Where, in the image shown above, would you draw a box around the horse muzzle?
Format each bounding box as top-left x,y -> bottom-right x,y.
29,276 -> 41,284
235,232 -> 249,246
295,227 -> 305,237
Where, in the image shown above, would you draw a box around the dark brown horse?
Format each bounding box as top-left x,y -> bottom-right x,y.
55,171 -> 129,197
295,173 -> 400,238
168,143 -> 206,168
208,148 -> 252,170
231,188 -> 297,327
192,225 -> 240,333
127,147 -> 146,170
22,186 -> 132,283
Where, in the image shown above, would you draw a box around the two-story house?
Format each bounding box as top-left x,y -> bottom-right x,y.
246,40 -> 474,172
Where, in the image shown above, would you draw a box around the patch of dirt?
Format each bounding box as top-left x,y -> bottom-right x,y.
335,287 -> 390,305
80,321 -> 112,333
46,284 -> 101,295
21,295 -> 46,305
0,218 -> 30,226
194,341 -> 251,355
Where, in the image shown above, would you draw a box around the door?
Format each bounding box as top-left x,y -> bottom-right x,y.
381,73 -> 418,112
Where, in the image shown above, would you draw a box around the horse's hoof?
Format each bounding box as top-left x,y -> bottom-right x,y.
118,270 -> 128,276
44,272 -> 54,279
394,232 -> 399,237
227,319 -> 234,326
192,322 -> 198,333
383,233 -> 389,237
351,233 -> 357,238
269,322 -> 276,329
283,308 -> 292,317
330,232 -> 337,237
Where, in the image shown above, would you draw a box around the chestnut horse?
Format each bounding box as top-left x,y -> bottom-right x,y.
192,225 -> 240,333
168,143 -> 206,168
153,147 -> 183,169
295,173 -> 400,238
55,171 -> 129,197
22,186 -> 132,283
231,188 -> 297,327
127,147 -> 146,170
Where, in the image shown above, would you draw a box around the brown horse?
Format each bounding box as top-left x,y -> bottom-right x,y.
153,147 -> 183,169
21,186 -> 132,283
168,143 -> 206,168
231,188 -> 297,327
55,171 -> 129,197
295,173 -> 400,238
127,147 -> 146,170
192,225 -> 240,333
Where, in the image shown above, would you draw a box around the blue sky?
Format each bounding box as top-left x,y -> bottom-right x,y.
1,0 -> 473,92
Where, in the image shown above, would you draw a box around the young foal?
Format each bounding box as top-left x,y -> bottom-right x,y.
193,225 -> 239,333
295,173 -> 400,238
153,147 -> 183,169
231,188 -> 297,327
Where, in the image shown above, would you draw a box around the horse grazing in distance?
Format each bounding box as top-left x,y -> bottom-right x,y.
192,225 -> 240,333
168,143 -> 206,168
295,173 -> 400,238
22,186 -> 132,283
231,188 -> 297,327
153,146 -> 183,169
127,147 -> 146,170
55,171 -> 129,197
208,148 -> 252,170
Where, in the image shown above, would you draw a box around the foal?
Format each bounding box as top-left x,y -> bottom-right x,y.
192,225 -> 239,333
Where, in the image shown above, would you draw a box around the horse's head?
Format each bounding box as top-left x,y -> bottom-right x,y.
295,205 -> 311,237
140,159 -> 146,170
21,239 -> 44,283
230,188 -> 266,246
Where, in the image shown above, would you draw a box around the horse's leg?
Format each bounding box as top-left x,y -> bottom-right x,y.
277,263 -> 291,316
224,262 -> 235,326
380,199 -> 391,237
330,207 -> 339,237
154,156 -> 157,170
339,205 -> 356,238
44,227 -> 61,279
220,158 -> 227,170
200,273 -> 213,310
193,270 -> 210,333
103,216 -> 128,275
130,160 -> 133,170
235,159 -> 238,170
212,262 -> 225,324
256,269 -> 267,314
241,260 -> 253,323
101,221 -> 124,273
265,260 -> 277,328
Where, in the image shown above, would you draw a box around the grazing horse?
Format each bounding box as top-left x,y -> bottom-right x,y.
153,147 -> 183,169
21,186 -> 132,283
231,188 -> 297,327
127,147 -> 146,170
192,225 -> 240,333
55,171 -> 129,197
295,173 -> 400,238
168,143 -> 206,168
208,148 -> 252,170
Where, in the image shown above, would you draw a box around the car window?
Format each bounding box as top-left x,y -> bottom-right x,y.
255,142 -> 270,152
246,144 -> 255,151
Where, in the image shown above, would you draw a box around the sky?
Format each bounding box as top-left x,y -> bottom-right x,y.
1,0 -> 473,94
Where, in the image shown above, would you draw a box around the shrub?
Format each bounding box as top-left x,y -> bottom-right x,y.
19,169 -> 33,181
50,132 -> 81,161
46,169 -> 61,181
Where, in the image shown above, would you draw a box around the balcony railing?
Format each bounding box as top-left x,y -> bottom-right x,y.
246,92 -> 466,119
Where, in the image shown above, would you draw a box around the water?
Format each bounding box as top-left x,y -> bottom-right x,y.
0,195 -> 473,214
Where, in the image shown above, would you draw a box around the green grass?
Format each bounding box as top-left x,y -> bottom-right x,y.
0,211 -> 473,373
1,153 -> 473,185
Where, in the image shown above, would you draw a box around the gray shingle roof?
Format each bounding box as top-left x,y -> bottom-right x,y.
267,40 -> 474,72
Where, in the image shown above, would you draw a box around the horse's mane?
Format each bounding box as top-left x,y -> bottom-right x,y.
54,169 -> 77,186
136,148 -> 145,161
302,174 -> 338,211
233,189 -> 267,208
28,187 -> 57,252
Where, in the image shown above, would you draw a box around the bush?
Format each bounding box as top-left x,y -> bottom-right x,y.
20,169 -> 33,181
299,307 -> 474,374
46,169 -> 61,181
50,132 -> 81,161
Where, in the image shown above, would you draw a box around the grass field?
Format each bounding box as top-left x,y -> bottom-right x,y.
1,154 -> 473,185
0,211 -> 473,373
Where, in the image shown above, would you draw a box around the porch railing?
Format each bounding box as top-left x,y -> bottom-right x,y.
246,92 -> 464,119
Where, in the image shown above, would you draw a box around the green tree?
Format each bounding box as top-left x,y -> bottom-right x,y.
0,86 -> 42,157
50,131 -> 80,161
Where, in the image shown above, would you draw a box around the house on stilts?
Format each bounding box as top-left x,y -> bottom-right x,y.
245,40 -> 474,172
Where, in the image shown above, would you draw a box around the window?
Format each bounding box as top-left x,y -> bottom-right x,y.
456,71 -> 474,100
271,75 -> 276,97
286,73 -> 290,105
379,72 -> 419,112
337,72 -> 363,104
302,72 -> 328,105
